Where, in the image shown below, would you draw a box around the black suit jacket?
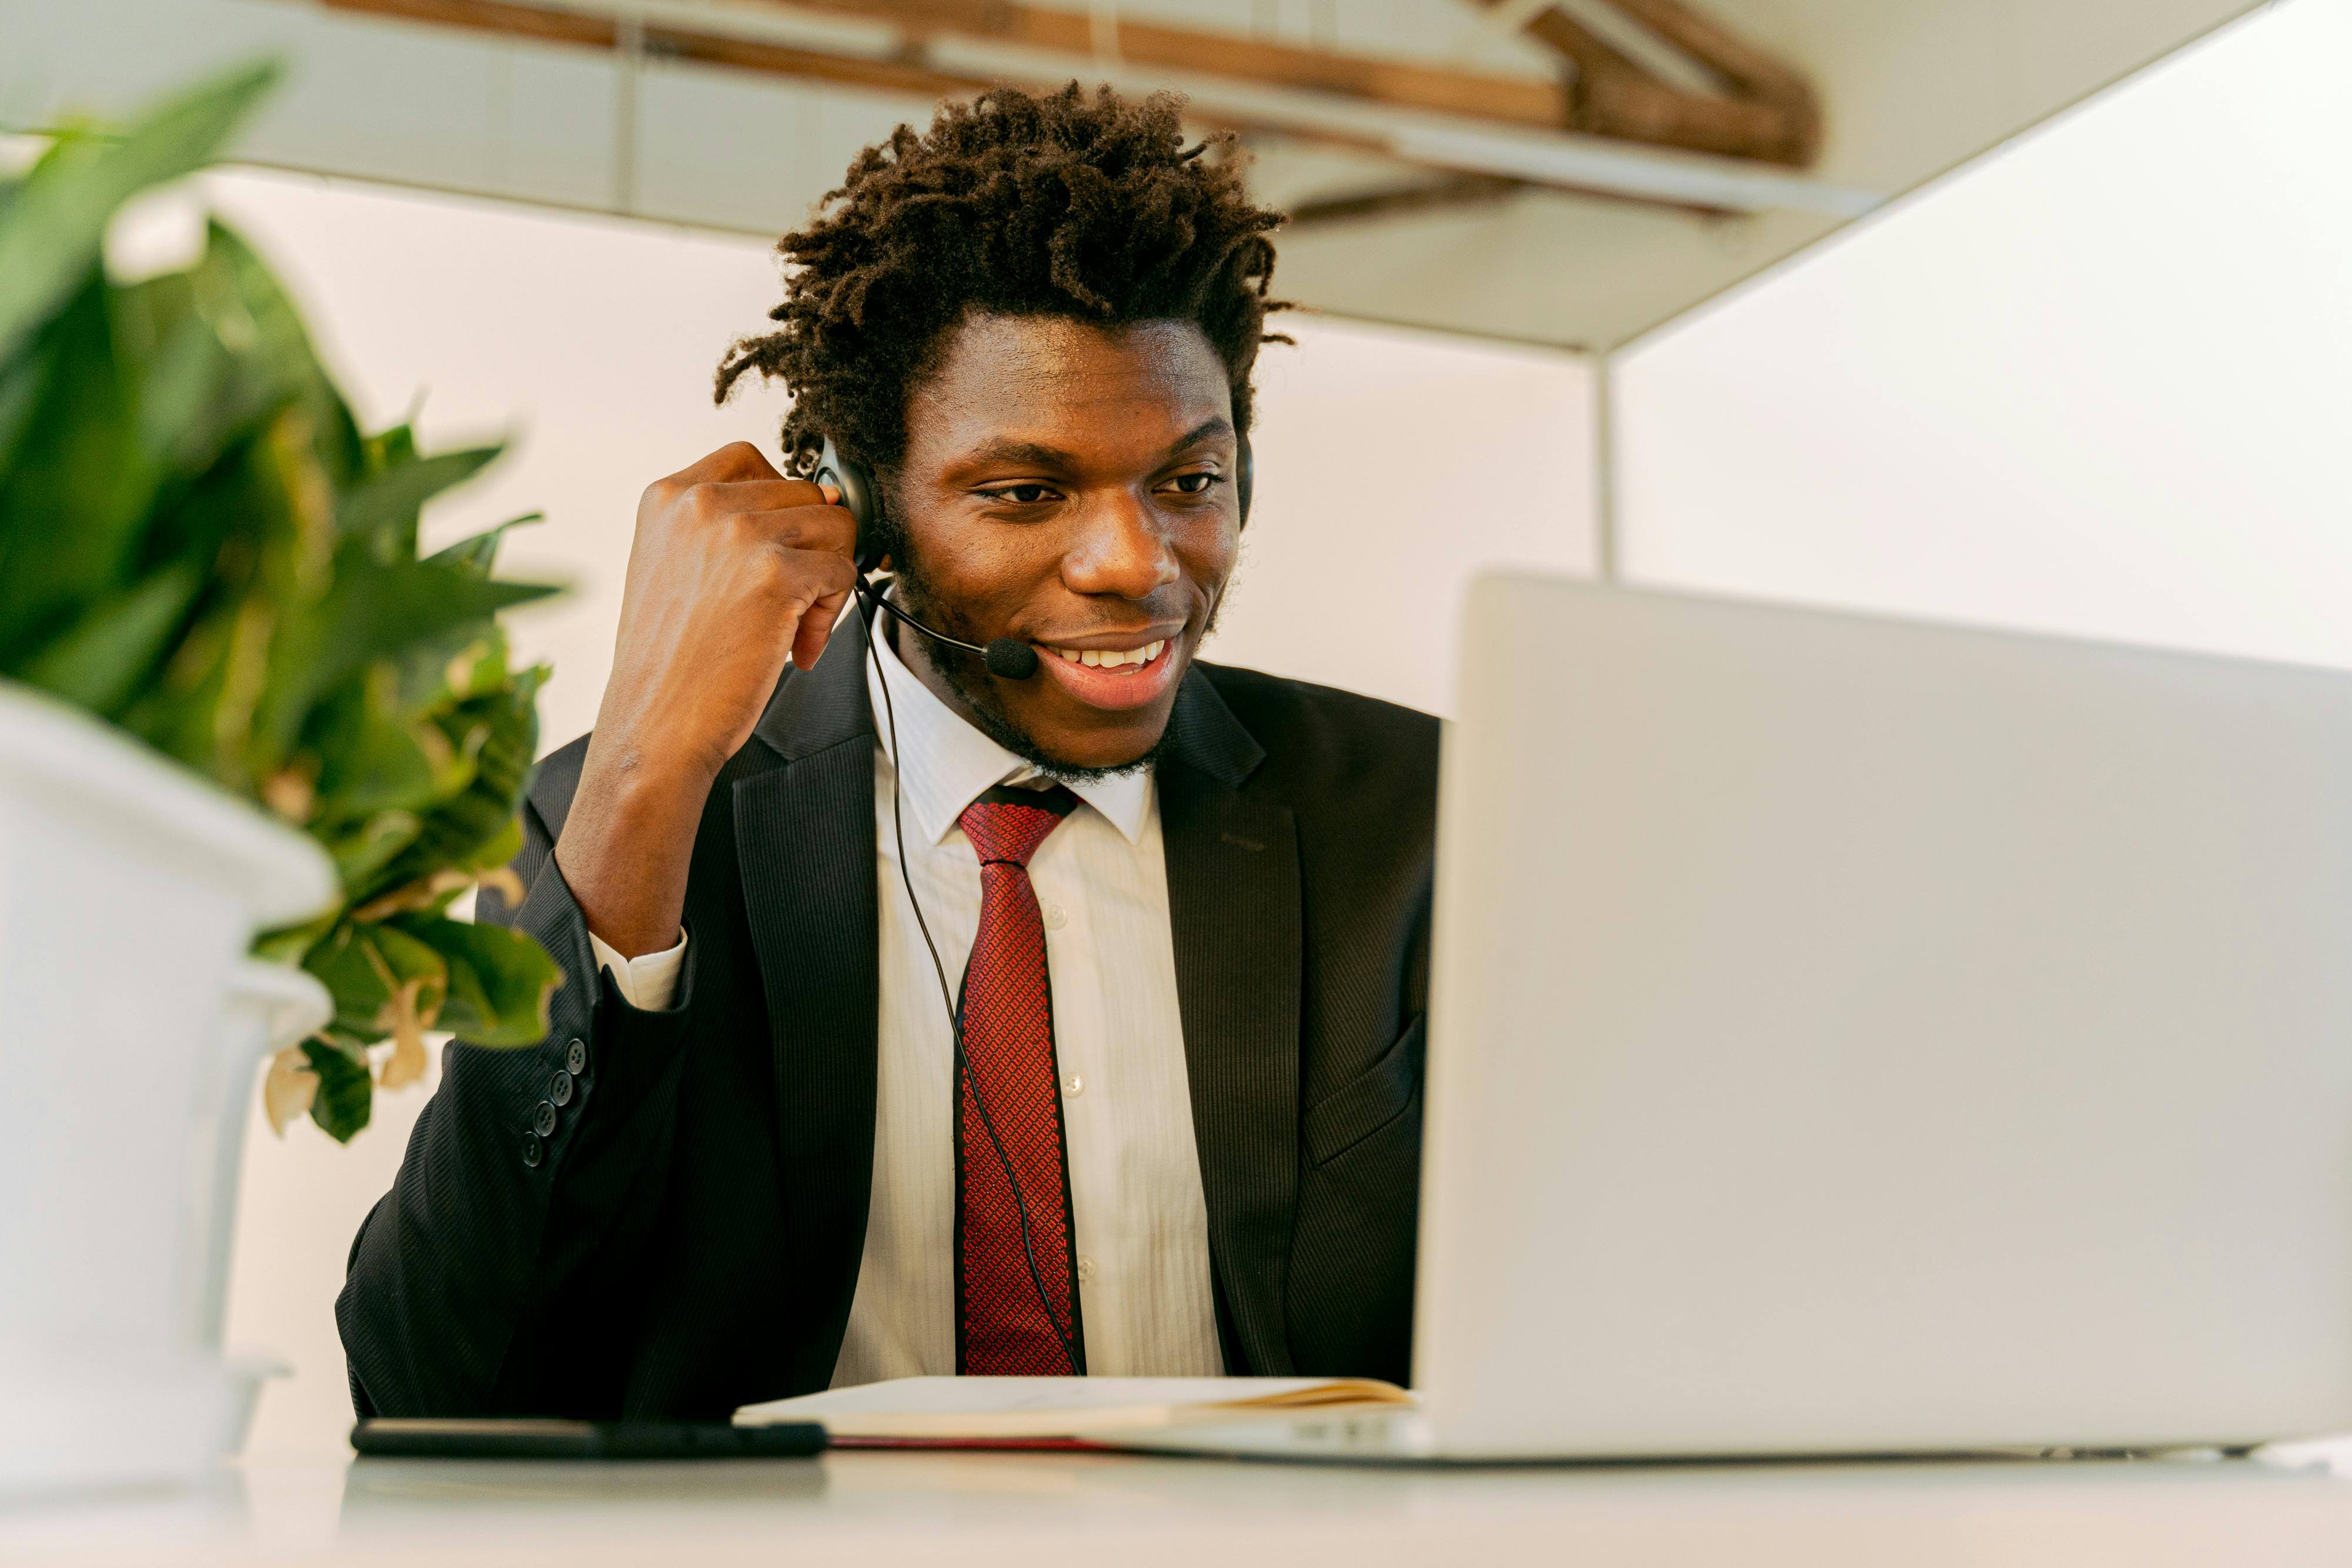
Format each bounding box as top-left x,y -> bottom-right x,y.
339,611 -> 1438,1417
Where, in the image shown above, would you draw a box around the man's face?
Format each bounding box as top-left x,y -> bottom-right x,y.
886,313 -> 1242,775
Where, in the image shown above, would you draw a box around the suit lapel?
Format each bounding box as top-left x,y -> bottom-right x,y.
733,614 -> 881,1392
1158,669 -> 1301,1375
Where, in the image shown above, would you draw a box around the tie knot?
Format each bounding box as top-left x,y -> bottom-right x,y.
958,784 -> 1079,868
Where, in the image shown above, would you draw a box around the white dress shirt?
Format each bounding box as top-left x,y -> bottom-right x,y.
587,626 -> 1224,1384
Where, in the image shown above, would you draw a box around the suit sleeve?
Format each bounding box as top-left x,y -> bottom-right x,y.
336,795 -> 700,1417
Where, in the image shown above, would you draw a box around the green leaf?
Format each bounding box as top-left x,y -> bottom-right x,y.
301,1038 -> 374,1143
109,580 -> 280,790
0,59 -> 282,366
427,512 -> 541,579
256,552 -> 556,763
304,920 -> 447,1042
358,663 -> 544,904
392,914 -> 562,1047
0,338 -> 47,479
456,813 -> 524,875
252,907 -> 339,966
0,280 -> 153,657
315,808 -> 423,890
306,672 -> 441,820
339,444 -> 502,559
199,222 -> 361,482
16,558 -> 204,713
114,229 -> 313,485
362,423 -> 418,476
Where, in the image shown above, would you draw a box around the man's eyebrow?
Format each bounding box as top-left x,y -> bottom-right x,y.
964,437 -> 1080,469
960,417 -> 1238,471
1167,416 -> 1236,456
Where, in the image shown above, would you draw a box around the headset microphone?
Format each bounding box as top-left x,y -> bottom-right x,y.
864,593 -> 1041,680
811,437 -> 1040,680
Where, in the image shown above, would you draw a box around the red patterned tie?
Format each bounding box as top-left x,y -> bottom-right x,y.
956,784 -> 1084,1375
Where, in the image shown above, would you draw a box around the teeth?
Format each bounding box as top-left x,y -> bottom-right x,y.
1051,639 -> 1168,670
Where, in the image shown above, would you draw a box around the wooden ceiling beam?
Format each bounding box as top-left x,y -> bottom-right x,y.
309,0 -> 1872,218
1284,173 -> 1525,230
750,0 -> 1573,131
319,0 -> 980,98
1483,0 -> 1821,168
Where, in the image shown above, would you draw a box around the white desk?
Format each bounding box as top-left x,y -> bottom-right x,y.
8,1445 -> 2352,1567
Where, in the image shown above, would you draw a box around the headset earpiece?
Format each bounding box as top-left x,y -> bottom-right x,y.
814,432 -> 1040,680
815,436 -> 886,574
1237,433 -> 1253,527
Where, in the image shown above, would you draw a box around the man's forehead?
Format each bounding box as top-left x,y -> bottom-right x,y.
916,314 -> 1231,438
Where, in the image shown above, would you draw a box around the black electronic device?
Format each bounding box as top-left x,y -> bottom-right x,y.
350,1417 -> 826,1461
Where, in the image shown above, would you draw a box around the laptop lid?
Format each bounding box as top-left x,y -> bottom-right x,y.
1416,576 -> 2352,1457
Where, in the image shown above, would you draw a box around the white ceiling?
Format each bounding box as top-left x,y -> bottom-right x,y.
0,0 -> 2268,347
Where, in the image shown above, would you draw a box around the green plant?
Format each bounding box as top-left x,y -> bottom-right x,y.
0,61 -> 564,1141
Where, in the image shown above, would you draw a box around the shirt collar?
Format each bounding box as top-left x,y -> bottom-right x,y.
863,616 -> 1154,848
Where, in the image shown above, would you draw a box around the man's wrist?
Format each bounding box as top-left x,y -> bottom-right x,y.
581,727 -> 723,812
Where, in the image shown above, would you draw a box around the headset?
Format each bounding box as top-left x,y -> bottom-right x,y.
809,431 -> 1249,1378
807,434 -> 1251,681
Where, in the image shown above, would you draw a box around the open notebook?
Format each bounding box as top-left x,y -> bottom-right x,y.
734,1376 -> 1415,1449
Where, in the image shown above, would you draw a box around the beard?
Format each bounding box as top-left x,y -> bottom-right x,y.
885,556 -> 1183,784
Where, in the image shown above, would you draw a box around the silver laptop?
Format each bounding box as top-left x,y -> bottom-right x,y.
1183,575 -> 2352,1460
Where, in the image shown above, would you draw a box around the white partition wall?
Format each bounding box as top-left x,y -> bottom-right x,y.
1609,0 -> 2352,670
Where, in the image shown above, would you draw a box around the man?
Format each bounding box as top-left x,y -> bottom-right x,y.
340,83 -> 1436,1419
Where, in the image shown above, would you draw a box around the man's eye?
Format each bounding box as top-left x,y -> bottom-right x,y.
990,484 -> 1055,504
1168,472 -> 1218,495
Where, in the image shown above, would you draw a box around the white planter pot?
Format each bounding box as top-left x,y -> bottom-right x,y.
0,680 -> 336,1495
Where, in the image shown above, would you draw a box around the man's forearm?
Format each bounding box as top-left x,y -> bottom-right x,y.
554,735 -> 714,957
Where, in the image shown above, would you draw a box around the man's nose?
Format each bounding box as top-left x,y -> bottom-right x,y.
1063,488 -> 1179,599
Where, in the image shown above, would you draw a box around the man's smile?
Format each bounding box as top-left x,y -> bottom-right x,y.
1031,628 -> 1185,711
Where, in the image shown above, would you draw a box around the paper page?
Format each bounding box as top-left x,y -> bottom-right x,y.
736,1376 -> 1415,1441
738,1376 -> 1338,1426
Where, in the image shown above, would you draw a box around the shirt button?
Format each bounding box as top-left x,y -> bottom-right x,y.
532,1101 -> 558,1137
549,1069 -> 574,1106
565,1037 -> 589,1076
1062,1073 -> 1083,1097
1076,1256 -> 1097,1283
1041,903 -> 1067,931
520,1132 -> 543,1168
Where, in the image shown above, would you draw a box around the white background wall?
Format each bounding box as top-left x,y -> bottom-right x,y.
183,167 -> 1594,1457
1614,0 -> 2352,670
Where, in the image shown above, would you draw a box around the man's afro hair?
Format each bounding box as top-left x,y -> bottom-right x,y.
714,82 -> 1288,480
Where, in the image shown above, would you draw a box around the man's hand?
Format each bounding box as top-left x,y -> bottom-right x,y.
555,443 -> 859,959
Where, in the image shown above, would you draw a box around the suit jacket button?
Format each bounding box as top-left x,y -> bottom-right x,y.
565,1037 -> 589,1076
532,1101 -> 558,1137
521,1132 -> 544,1168
549,1069 -> 574,1106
